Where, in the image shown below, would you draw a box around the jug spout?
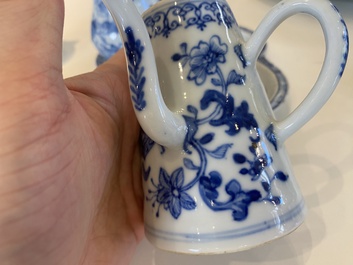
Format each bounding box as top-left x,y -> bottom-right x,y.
103,0 -> 187,148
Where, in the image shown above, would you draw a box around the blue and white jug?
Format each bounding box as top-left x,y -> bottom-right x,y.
103,0 -> 348,254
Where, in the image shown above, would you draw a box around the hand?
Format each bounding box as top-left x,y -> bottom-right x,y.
0,1 -> 143,264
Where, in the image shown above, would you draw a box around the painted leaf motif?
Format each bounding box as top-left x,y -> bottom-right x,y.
200,176 -> 220,201
207,144 -> 233,159
159,168 -> 170,189
180,193 -> 197,210
265,124 -> 278,150
183,158 -> 199,170
229,189 -> 261,221
170,197 -> 182,219
124,27 -> 146,111
209,171 -> 222,187
171,53 -> 183,61
171,167 -> 184,188
138,76 -> 146,91
200,172 -> 222,201
261,181 -> 270,192
232,204 -> 249,221
274,171 -> 289,181
240,168 -> 249,175
157,188 -> 171,205
225,179 -> 241,196
211,78 -> 222,86
227,69 -> 246,85
234,44 -> 248,68
233,153 -> 247,164
187,105 -> 198,115
201,90 -> 258,136
182,115 -> 199,153
199,133 -> 214,144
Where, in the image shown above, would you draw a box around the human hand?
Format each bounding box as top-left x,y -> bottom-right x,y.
0,1 -> 143,264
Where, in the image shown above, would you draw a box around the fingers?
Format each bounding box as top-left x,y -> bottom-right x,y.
0,0 -> 70,153
94,49 -> 129,101
65,49 -> 131,121
0,0 -> 65,87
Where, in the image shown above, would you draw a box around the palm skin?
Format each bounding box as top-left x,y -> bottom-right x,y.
0,1 -> 143,264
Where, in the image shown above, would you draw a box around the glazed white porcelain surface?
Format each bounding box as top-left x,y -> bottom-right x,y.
63,0 -> 353,263
101,0 -> 348,254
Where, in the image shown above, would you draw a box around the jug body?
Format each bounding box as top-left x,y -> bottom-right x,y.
141,0 -> 305,253
103,0 -> 348,254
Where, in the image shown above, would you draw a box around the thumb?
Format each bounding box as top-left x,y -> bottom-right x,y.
0,0 -> 65,84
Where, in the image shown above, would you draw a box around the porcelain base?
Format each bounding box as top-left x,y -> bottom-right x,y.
145,201 -> 306,255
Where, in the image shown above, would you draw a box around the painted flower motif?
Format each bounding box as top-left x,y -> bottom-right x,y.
188,35 -> 228,85
245,154 -> 272,181
233,152 -> 273,181
199,171 -> 261,221
200,90 -> 258,136
154,168 -> 196,219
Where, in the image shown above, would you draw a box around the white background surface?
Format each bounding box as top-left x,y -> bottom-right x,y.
63,0 -> 353,264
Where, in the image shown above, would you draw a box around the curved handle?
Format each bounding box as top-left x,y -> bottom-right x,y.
244,0 -> 349,143
103,0 -> 187,148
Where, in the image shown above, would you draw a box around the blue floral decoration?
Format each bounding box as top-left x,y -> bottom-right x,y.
200,90 -> 258,136
187,36 -> 228,85
265,124 -> 278,150
232,128 -> 288,204
172,36 -> 246,88
199,171 -> 261,221
148,168 -> 197,219
124,27 -> 147,111
144,1 -> 237,38
234,44 -> 248,69
234,152 -> 273,181
145,32 -> 290,220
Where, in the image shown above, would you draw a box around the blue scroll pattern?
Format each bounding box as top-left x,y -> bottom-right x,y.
144,0 -> 237,38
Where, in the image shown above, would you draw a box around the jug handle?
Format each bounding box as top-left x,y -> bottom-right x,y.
244,0 -> 348,144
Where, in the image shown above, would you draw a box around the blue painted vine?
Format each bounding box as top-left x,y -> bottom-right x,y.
142,33 -> 289,221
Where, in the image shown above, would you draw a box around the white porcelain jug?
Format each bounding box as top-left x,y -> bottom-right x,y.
103,0 -> 348,254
